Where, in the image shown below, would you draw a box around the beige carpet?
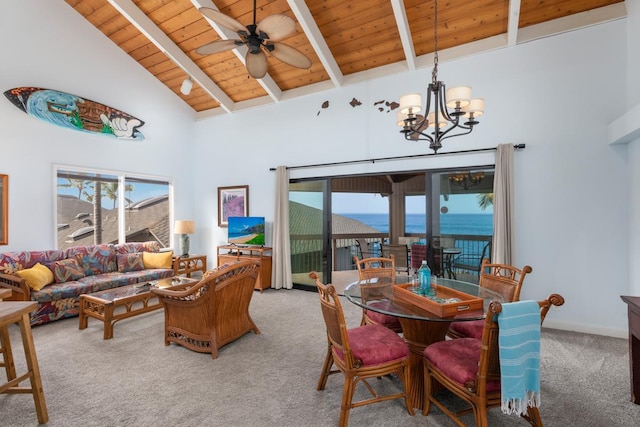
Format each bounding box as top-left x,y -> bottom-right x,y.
2,289 -> 639,426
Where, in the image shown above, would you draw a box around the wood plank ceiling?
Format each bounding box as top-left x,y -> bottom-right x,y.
65,0 -> 625,118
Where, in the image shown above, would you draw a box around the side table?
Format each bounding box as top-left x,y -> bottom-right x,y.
173,254 -> 207,278
621,295 -> 640,404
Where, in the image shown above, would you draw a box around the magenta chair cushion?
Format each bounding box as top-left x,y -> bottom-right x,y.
333,324 -> 408,366
423,338 -> 500,392
366,301 -> 402,328
449,319 -> 484,339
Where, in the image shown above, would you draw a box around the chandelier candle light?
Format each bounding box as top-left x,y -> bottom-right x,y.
397,0 -> 484,153
174,220 -> 195,258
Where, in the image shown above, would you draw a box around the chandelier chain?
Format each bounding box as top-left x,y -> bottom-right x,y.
431,0 -> 439,85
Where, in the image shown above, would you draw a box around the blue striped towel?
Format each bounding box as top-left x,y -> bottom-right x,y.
498,300 -> 541,415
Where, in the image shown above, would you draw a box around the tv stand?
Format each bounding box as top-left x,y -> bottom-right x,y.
217,245 -> 272,292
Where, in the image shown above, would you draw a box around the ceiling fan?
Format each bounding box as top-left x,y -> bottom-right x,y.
195,1 -> 312,79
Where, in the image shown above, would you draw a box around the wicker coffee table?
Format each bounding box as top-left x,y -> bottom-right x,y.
78,276 -> 199,340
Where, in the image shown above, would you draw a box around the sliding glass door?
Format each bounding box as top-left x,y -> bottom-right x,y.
288,179 -> 331,290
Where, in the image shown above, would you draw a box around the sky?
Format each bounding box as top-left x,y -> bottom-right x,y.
290,192 -> 490,214
57,178 -> 168,207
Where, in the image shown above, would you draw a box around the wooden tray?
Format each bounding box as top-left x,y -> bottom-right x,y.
392,283 -> 484,317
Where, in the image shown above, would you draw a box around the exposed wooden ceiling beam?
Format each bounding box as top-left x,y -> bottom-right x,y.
288,0 -> 344,87
507,0 -> 522,47
390,0 -> 416,70
107,0 -> 234,112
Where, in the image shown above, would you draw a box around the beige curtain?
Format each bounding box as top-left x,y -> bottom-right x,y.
492,144 -> 514,265
273,166 -> 293,289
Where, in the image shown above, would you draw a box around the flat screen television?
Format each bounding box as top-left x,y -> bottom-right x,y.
227,216 -> 265,246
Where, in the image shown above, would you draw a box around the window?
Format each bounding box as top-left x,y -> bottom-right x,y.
56,167 -> 172,249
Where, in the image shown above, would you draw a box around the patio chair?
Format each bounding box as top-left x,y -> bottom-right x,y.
447,259 -> 533,340
423,294 -> 565,427
309,271 -> 414,427
151,259 -> 260,359
353,255 -> 402,333
380,244 -> 410,275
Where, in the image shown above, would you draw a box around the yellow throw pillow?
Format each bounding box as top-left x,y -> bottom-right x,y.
16,263 -> 54,291
142,251 -> 173,269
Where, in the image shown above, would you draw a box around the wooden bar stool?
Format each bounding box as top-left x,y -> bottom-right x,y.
0,301 -> 48,424
0,288 -> 16,381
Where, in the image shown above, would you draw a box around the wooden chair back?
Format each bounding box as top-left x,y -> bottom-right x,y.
478,259 -> 533,302
309,271 -> 356,368
353,255 -> 396,280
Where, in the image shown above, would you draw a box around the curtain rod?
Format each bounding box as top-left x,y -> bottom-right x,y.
269,143 -> 525,171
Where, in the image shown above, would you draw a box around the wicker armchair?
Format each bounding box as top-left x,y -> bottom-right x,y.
151,260 -> 260,359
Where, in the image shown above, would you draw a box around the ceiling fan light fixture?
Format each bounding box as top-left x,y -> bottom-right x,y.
195,1 -> 311,80
180,77 -> 193,95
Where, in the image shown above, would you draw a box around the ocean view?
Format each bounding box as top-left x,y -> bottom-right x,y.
339,213 -> 493,236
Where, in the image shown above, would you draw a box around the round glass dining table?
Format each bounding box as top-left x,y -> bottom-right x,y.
343,275 -> 505,410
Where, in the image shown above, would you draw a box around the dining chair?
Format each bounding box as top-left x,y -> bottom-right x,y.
309,272 -> 414,427
423,293 -> 565,427
353,255 -> 402,333
447,259 -> 533,340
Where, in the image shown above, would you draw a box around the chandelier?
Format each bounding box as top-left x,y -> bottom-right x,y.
397,0 -> 484,153
449,171 -> 485,189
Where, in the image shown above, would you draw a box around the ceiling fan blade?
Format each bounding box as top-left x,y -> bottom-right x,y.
195,39 -> 241,55
199,7 -> 247,34
269,43 -> 312,69
257,14 -> 297,41
246,50 -> 268,79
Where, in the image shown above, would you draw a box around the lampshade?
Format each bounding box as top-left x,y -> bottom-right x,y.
445,86 -> 471,108
396,111 -> 409,127
427,112 -> 448,129
180,77 -> 193,95
463,98 -> 485,117
399,93 -> 422,115
174,220 -> 195,235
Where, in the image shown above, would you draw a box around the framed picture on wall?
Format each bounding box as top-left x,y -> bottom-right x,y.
0,174 -> 7,245
218,185 -> 248,227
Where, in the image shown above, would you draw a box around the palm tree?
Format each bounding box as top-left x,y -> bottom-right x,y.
477,193 -> 493,211
102,182 -> 134,209
58,178 -> 88,199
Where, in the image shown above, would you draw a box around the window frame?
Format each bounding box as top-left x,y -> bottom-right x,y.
54,164 -> 174,249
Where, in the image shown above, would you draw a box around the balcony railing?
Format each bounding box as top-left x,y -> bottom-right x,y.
290,232 -> 491,285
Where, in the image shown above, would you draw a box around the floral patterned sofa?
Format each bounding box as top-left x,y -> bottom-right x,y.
0,242 -> 174,326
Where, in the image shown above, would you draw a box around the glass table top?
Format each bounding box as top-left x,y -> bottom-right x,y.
343,275 -> 506,322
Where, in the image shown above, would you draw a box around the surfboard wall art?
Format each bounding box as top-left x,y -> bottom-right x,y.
4,87 -> 145,140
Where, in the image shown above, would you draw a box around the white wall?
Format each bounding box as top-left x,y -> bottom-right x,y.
195,19 -> 631,337
0,0 -> 197,252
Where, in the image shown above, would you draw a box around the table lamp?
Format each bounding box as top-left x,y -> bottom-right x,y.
174,220 -> 195,257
